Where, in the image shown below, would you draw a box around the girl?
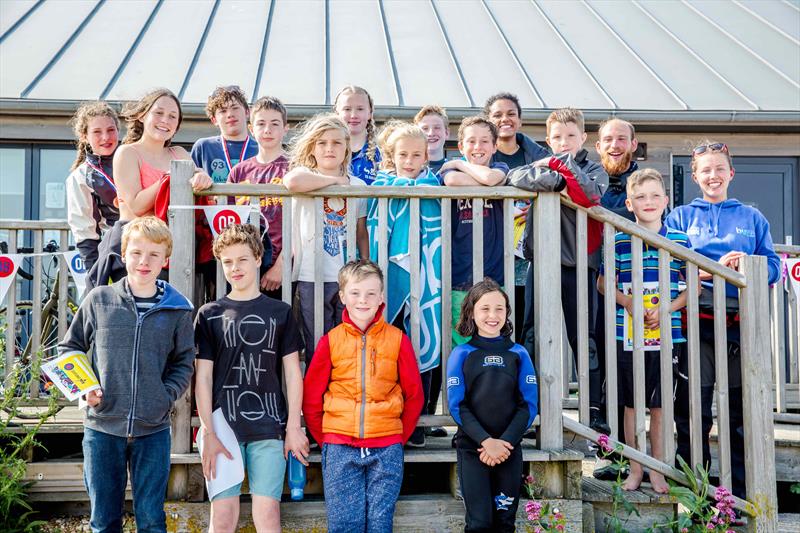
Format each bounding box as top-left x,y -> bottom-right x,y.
665,141 -> 780,499
283,114 -> 369,354
369,121 -> 443,447
333,85 -> 381,185
87,89 -> 212,290
66,101 -> 121,271
447,279 -> 538,533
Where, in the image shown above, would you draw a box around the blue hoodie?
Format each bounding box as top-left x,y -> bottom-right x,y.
664,198 -> 780,299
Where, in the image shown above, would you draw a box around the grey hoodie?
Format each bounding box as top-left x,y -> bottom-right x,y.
58,278 -> 195,438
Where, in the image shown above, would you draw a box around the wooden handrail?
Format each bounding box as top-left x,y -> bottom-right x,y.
0,219 -> 71,230
775,244 -> 800,255
195,183 -> 535,200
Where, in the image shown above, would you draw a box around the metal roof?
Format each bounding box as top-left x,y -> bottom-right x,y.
1,0 -> 799,113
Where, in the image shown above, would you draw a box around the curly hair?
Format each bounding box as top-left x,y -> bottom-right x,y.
69,101 -> 119,171
483,92 -> 521,118
119,88 -> 182,146
333,85 -> 378,164
455,278 -> 513,338
377,120 -> 427,172
206,85 -> 249,119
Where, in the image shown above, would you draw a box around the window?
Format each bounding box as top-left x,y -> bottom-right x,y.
39,148 -> 74,221
0,147 -> 26,220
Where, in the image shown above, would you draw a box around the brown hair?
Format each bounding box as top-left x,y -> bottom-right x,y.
458,116 -> 498,144
69,101 -> 119,171
597,118 -> 635,141
251,96 -> 287,125
626,168 -> 665,195
289,113 -> 352,174
120,88 -> 182,146
378,120 -> 427,172
690,139 -> 733,174
212,223 -> 263,261
206,85 -> 249,119
546,107 -> 585,136
338,259 -> 384,290
121,216 -> 173,257
333,85 -> 378,164
456,278 -> 513,338
413,105 -> 449,126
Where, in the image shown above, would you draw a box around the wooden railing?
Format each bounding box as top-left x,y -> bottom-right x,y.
772,244 -> 800,418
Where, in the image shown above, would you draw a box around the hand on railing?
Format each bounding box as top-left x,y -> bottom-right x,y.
189,170 -> 214,192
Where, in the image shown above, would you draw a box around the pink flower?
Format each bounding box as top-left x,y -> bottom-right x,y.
525,474 -> 535,485
526,500 -> 542,521
597,434 -> 612,453
556,525 -> 565,531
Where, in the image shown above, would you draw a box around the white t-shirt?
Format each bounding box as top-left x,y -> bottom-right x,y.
291,170 -> 368,282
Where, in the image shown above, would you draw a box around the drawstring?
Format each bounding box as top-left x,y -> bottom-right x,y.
360,447 -> 371,459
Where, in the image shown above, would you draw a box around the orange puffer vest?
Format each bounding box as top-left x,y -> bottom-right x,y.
322,316 -> 405,439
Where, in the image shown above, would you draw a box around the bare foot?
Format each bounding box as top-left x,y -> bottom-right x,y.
622,470 -> 643,491
650,471 -> 670,494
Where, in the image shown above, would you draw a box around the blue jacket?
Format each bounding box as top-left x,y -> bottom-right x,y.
600,161 -> 638,221
664,198 -> 780,299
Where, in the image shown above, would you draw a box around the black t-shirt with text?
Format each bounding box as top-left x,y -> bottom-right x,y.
195,295 -> 303,442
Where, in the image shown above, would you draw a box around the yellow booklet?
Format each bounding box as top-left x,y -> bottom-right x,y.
622,281 -> 662,352
42,351 -> 100,401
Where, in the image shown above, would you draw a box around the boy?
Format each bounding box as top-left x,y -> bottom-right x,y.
413,105 -> 450,173
440,116 -> 509,346
195,224 -> 307,532
597,168 -> 689,493
227,96 -> 290,296
508,107 -> 609,433
192,85 -> 259,184
303,260 -> 423,533
58,216 -> 194,532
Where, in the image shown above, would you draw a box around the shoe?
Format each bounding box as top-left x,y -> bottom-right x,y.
593,462 -> 627,481
406,428 -> 425,448
425,426 -> 447,438
589,410 -> 611,436
522,429 -> 537,439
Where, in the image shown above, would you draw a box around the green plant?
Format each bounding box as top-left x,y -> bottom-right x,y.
597,433 -> 640,532
523,474 -> 567,532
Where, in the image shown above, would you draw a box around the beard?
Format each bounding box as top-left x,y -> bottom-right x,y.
600,149 -> 633,177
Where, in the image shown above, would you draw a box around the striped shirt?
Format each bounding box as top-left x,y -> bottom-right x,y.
130,284 -> 164,317
600,225 -> 690,343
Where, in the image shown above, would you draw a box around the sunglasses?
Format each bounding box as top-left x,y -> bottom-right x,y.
692,143 -> 728,157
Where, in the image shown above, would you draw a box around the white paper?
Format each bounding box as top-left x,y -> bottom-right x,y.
196,408 -> 244,500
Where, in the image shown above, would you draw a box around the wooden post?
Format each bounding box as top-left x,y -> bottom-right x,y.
575,210 -> 589,426
440,198 -> 452,415
770,282 -> 787,413
4,229 -> 17,385
603,223 -> 618,440
533,193 -> 562,450
739,256 -> 778,531
167,160 -> 196,500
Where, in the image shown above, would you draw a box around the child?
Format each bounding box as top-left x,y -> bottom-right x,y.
368,121 -> 443,447
227,96 -> 291,295
665,141 -> 780,499
66,101 -> 121,271
447,278 -> 538,533
283,114 -> 370,352
58,217 -> 194,532
333,85 -> 381,184
303,259 -> 424,533
597,169 -> 690,493
88,88 -> 212,290
508,107 -> 609,433
195,224 -> 307,532
413,105 -> 450,173
192,85 -> 259,184
440,116 -> 509,346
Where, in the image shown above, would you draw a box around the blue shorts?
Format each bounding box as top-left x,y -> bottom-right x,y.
212,439 -> 286,502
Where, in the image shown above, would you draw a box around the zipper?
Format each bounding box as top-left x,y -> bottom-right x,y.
127,312 -> 143,437
370,347 -> 376,377
359,334 -> 367,439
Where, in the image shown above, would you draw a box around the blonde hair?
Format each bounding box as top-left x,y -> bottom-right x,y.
338,259 -> 384,290
69,101 -> 119,171
546,107 -> 585,136
626,168 -> 665,195
690,139 -> 733,174
120,88 -> 182,146
333,85 -> 378,164
121,216 -> 173,257
378,120 -> 427,172
213,223 -> 263,261
289,114 -> 352,174
414,105 -> 449,126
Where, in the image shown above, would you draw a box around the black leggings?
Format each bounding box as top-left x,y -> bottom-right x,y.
458,446 -> 522,533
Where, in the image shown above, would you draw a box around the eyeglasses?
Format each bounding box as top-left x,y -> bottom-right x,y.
692,143 -> 728,157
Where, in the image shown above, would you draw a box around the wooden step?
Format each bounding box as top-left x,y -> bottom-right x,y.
582,477 -> 678,532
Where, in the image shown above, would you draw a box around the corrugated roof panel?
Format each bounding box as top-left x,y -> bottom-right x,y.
689,0 -> 799,83
0,0 -> 97,97
27,0 -> 157,100
103,0 -> 213,101
587,0 -> 752,110
433,0 -> 540,108
328,0 -> 396,106
535,0 -> 679,110
0,0 -> 38,37
640,0 -> 799,110
736,0 -> 800,42
181,0 -> 270,104
255,0 -> 325,105
381,0 -> 469,108
487,0 -> 613,109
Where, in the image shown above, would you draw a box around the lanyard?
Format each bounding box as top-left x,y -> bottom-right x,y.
220,136 -> 250,172
85,160 -> 116,191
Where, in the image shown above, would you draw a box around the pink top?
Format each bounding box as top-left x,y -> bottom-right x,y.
137,146 -> 179,189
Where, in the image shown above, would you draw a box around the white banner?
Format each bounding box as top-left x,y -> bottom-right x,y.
64,250 -> 88,298
202,205 -> 254,238
787,258 -> 800,297
0,254 -> 22,302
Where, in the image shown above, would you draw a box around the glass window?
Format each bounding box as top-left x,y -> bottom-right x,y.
0,147 -> 26,220
39,148 -> 74,221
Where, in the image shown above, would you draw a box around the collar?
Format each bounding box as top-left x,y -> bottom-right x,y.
469,334 -> 514,352
341,303 -> 387,334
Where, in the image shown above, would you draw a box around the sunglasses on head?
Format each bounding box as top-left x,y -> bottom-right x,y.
692,143 -> 728,157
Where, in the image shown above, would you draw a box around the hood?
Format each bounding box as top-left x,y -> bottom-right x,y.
113,278 -> 193,311
685,198 -> 743,237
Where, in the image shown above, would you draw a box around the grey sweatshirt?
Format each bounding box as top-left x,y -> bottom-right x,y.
58,278 -> 195,438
